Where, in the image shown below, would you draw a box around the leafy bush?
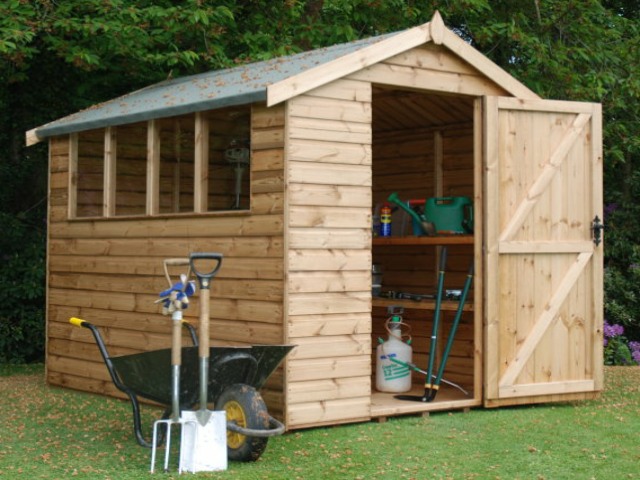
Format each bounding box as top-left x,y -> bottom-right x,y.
0,211 -> 46,364
604,321 -> 640,366
603,203 -> 640,343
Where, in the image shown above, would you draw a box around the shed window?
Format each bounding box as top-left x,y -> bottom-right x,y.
74,128 -> 104,218
115,122 -> 147,216
207,108 -> 251,211
70,107 -> 251,219
159,115 -> 195,214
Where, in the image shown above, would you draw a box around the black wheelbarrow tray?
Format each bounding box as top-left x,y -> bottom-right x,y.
74,318 -> 293,461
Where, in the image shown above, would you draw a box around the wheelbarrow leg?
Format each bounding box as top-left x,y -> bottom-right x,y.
69,318 -> 166,448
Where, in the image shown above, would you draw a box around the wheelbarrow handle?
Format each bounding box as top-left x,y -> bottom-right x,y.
189,252 -> 223,289
226,415 -> 285,438
69,317 -> 163,448
70,317 -> 87,328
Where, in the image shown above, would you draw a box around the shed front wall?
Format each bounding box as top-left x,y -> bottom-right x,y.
281,43 -> 512,429
46,104 -> 289,417
284,78 -> 374,428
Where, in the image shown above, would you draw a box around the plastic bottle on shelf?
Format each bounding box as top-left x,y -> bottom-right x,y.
379,203 -> 392,237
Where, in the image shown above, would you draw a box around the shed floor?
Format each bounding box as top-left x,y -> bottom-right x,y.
371,386 -> 479,418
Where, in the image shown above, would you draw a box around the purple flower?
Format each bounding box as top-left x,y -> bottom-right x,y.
627,341 -> 640,365
604,321 -> 625,338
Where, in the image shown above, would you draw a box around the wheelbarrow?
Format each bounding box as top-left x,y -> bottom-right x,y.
69,256 -> 293,464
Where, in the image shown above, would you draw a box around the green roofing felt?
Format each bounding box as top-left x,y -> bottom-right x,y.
35,32 -> 399,139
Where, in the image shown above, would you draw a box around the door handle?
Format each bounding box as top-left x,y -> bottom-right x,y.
591,215 -> 604,246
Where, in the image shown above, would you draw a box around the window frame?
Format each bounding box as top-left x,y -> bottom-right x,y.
68,108 -> 252,220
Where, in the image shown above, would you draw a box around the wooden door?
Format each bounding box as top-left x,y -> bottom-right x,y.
483,97 -> 603,406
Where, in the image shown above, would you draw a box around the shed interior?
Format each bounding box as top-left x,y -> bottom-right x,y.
369,87 -> 480,416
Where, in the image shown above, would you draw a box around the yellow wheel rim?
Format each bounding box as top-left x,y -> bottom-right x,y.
224,400 -> 247,449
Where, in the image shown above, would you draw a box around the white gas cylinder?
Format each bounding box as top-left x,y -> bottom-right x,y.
376,319 -> 412,392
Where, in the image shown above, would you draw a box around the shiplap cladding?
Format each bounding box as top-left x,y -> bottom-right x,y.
46,104 -> 289,418
284,79 -> 373,428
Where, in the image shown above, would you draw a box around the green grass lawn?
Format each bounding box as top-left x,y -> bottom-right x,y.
0,365 -> 638,479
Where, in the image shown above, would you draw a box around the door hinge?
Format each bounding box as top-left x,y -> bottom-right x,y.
591,215 -> 604,246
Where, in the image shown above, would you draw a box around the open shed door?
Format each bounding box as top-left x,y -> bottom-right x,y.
483,96 -> 603,406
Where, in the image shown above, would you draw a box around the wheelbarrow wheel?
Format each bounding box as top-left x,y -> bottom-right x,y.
217,383 -> 269,462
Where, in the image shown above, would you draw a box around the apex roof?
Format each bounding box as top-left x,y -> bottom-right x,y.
27,12 -> 538,146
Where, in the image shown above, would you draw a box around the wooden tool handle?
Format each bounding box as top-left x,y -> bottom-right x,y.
172,316 -> 182,366
163,258 -> 191,287
199,290 -> 210,358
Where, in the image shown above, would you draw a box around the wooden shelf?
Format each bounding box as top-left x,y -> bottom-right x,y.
373,297 -> 473,311
372,235 -> 473,246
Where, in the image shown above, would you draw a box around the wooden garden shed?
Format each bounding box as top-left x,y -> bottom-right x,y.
27,12 -> 604,430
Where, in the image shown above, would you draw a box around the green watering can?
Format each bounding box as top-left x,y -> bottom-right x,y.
387,193 -> 473,235
387,193 -> 435,236
425,197 -> 473,234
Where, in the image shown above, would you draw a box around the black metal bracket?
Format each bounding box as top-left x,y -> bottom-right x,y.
591,215 -> 604,246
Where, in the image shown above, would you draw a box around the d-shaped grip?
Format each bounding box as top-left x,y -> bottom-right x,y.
189,252 -> 223,289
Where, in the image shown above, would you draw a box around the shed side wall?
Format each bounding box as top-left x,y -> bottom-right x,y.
46,103 -> 288,416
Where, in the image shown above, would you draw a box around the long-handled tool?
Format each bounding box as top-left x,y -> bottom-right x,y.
396,252 -> 475,402
150,258 -> 196,473
179,252 -> 227,473
389,357 -> 470,396
225,143 -> 250,209
424,246 -> 448,399
396,246 -> 447,402
426,261 -> 474,399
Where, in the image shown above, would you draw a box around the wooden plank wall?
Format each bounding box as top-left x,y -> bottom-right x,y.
350,43 -> 509,98
46,103 -> 288,418
284,78 -> 373,429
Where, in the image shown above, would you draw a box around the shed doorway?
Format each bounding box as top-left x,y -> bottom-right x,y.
370,87 -> 482,417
